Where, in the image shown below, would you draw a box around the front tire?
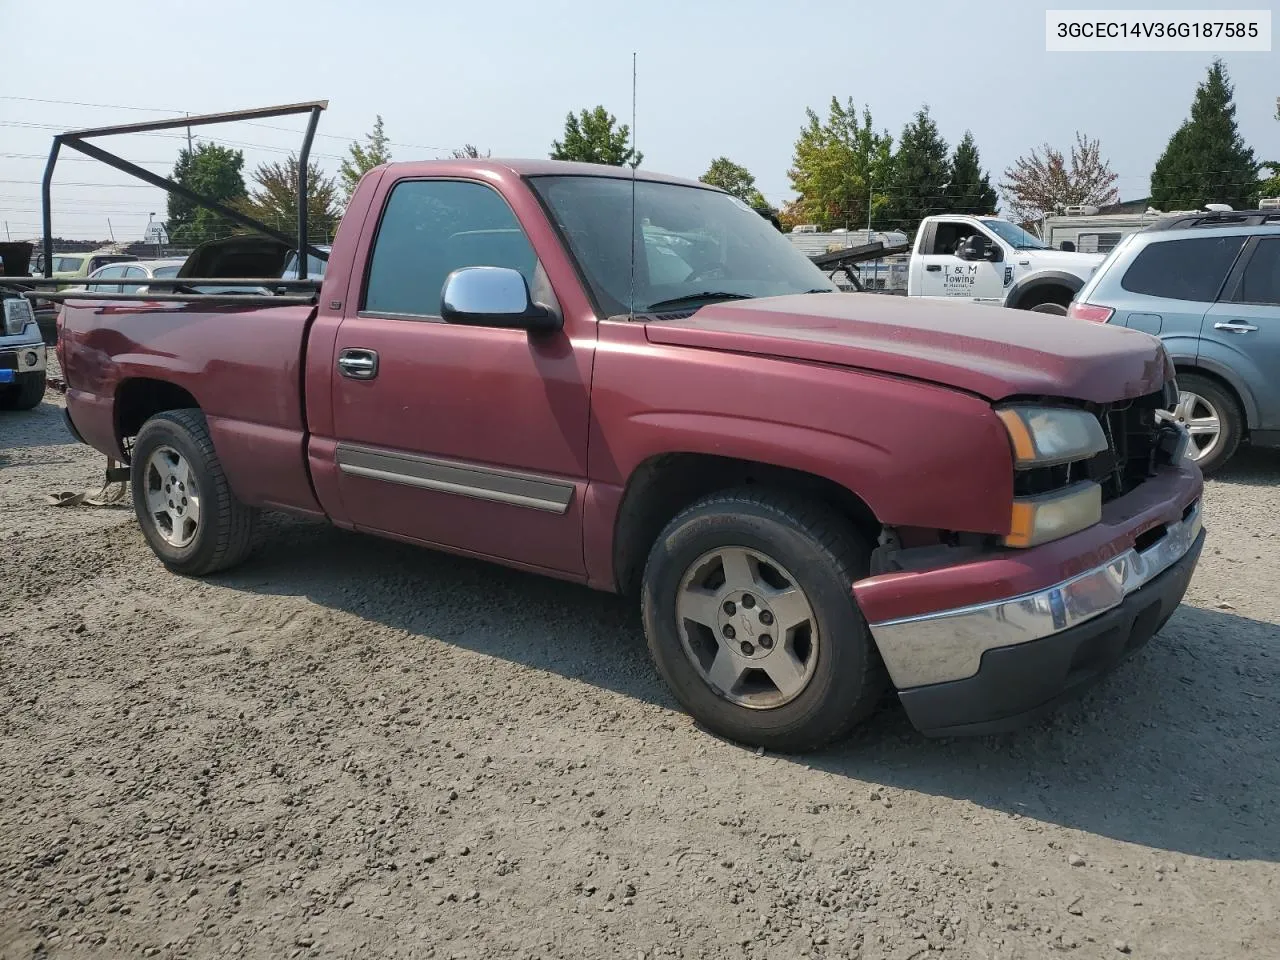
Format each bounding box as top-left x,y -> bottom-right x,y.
130,408 -> 259,576
0,371 -> 45,410
640,488 -> 887,752
1029,301 -> 1068,315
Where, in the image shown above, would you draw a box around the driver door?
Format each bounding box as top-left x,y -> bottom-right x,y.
916,220 -> 1005,303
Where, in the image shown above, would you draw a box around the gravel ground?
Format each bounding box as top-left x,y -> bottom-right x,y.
2,377 -> 1278,960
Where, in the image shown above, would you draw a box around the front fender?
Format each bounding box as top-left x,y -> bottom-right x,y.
590,332 -> 1016,537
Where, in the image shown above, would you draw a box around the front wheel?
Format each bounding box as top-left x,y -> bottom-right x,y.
0,371 -> 46,410
640,488 -> 887,752
130,408 -> 259,576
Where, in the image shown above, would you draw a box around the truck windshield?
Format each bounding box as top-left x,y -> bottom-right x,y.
980,218 -> 1047,250
528,175 -> 836,317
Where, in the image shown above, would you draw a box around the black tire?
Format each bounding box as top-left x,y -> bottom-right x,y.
1176,372 -> 1243,476
0,371 -> 45,410
130,408 -> 259,576
640,487 -> 887,752
1029,301 -> 1068,315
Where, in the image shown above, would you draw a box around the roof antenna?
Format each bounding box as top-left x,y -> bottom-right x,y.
628,50 -> 637,322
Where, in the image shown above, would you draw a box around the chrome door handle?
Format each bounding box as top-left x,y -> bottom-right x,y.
1213,321 -> 1258,333
337,348 -> 378,379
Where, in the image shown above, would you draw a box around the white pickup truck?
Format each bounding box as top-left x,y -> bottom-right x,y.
905,214 -> 1106,315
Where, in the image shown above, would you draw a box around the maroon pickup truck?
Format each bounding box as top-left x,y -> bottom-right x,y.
56,159 -> 1206,751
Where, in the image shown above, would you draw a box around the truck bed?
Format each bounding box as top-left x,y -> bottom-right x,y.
58,299 -> 323,516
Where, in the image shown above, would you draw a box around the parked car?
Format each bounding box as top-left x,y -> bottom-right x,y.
0,295 -> 47,411
75,258 -> 188,295
904,214 -> 1106,314
49,250 -> 139,286
1069,209 -> 1280,474
0,242 -> 50,407
56,158 -> 1205,751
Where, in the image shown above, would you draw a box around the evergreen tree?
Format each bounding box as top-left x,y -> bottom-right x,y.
948,131 -> 998,215
1150,59 -> 1257,210
886,106 -> 950,231
166,143 -> 246,243
551,107 -> 641,167
339,116 -> 392,204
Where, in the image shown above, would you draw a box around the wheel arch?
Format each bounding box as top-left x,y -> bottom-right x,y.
611,451 -> 882,598
1003,270 -> 1084,310
1173,361 -> 1255,431
114,377 -> 201,459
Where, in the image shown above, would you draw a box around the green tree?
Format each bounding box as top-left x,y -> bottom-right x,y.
1259,163 -> 1280,201
700,156 -> 767,207
451,144 -> 491,159
550,106 -> 642,167
237,153 -> 343,243
999,132 -> 1119,223
166,142 -> 246,243
787,96 -> 893,230
339,115 -> 392,204
1150,59 -> 1258,210
947,131 -> 998,215
886,105 -> 951,231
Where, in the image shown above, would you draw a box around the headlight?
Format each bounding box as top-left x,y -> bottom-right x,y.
1005,481 -> 1102,548
3,297 -> 34,336
996,405 -> 1108,468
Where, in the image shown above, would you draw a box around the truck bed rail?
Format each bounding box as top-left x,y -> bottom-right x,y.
0,276 -> 320,307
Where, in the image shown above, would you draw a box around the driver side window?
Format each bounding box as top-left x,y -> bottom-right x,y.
928,222 -> 982,257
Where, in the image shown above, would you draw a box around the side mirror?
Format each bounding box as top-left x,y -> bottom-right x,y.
1060,240 -> 1076,252
440,266 -> 561,333
957,235 -> 987,261
983,242 -> 1004,262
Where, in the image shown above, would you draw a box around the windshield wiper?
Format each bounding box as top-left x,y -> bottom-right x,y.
644,291 -> 755,312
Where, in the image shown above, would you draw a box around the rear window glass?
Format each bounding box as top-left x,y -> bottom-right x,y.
153,265 -> 182,278
1120,235 -> 1245,302
1234,237 -> 1280,306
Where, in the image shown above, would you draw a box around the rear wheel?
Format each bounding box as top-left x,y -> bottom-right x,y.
130,408 -> 259,575
1173,373 -> 1242,475
640,488 -> 887,752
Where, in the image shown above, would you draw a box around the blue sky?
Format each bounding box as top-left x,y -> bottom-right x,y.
3,0 -> 1276,240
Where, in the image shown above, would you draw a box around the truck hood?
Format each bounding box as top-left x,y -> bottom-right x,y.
643,293 -> 1174,403
1017,249 -> 1106,275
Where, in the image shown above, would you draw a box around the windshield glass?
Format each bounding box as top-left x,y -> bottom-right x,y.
980,218 -> 1047,249
55,256 -> 85,272
528,176 -> 835,316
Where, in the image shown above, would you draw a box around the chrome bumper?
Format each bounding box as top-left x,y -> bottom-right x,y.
0,340 -> 47,374
867,500 -> 1204,689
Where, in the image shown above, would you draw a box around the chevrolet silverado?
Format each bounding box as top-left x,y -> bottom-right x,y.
54,159 -> 1206,751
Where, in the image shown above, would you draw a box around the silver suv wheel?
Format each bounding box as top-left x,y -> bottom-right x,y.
1174,390 -> 1222,462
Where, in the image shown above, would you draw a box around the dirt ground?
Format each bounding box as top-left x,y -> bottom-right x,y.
2,377 -> 1278,960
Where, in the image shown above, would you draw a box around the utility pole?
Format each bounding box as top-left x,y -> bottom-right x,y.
186,112 -> 193,155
